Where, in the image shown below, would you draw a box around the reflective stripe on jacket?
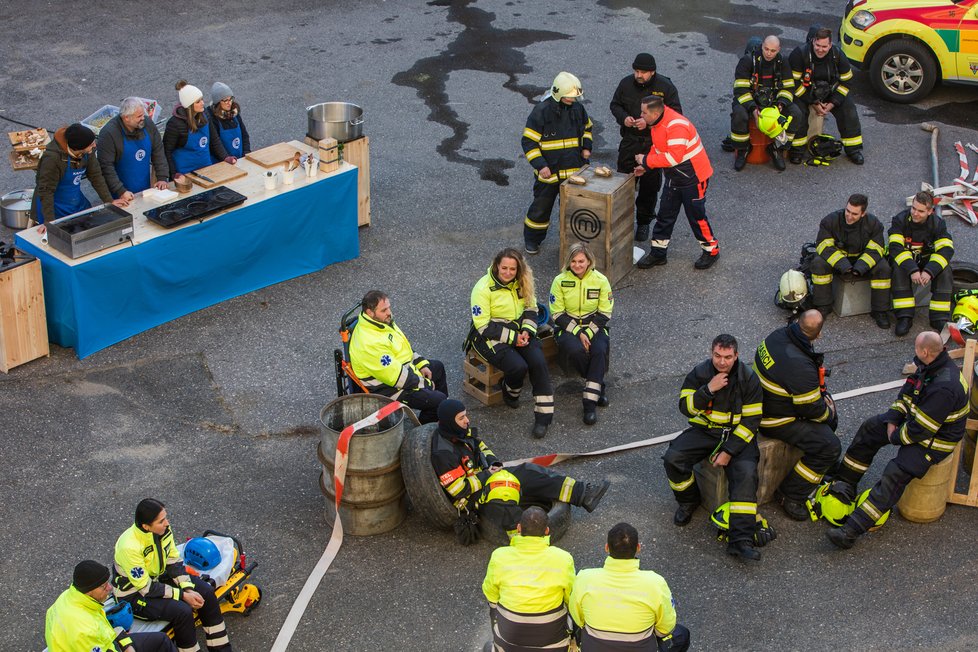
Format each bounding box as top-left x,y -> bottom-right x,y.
816,209 -> 886,274
522,96 -> 593,182
883,350 -> 968,450
549,268 -> 613,338
888,209 -> 954,279
349,312 -> 429,398
753,325 -> 830,426
679,359 -> 763,457
642,106 -> 713,185
482,534 -> 576,614
113,523 -> 192,600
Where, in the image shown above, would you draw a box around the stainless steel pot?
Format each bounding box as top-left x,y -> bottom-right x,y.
1,189 -> 34,230
307,102 -> 364,142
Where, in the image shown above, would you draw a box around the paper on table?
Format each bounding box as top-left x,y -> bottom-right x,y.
143,188 -> 179,203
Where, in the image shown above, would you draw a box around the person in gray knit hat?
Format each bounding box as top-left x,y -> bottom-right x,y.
206,81 -> 251,161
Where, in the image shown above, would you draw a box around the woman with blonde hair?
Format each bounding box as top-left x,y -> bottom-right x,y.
163,80 -> 234,179
466,248 -> 554,438
549,243 -> 613,425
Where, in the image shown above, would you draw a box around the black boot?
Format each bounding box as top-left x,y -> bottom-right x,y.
727,540 -> 762,561
635,223 -> 650,242
583,406 -> 597,425
826,525 -> 860,550
673,502 -> 697,526
789,149 -> 804,164
769,144 -> 785,172
694,250 -> 719,270
777,492 -> 811,521
637,250 -> 667,269
871,311 -> 890,329
531,422 -> 547,439
734,148 -> 748,171
580,479 -> 611,513
895,316 -> 913,337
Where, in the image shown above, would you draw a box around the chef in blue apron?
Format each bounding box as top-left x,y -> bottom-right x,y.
206,82 -> 251,163
32,123 -> 128,232
162,81 -> 235,182
97,97 -> 170,201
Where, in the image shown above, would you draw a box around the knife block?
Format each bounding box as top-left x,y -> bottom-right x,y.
303,136 -> 340,173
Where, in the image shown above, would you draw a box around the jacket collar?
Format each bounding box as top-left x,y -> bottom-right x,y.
511,534 -> 552,549
488,267 -> 519,293
359,311 -> 395,330
916,350 -> 949,376
602,556 -> 641,571
67,585 -> 105,612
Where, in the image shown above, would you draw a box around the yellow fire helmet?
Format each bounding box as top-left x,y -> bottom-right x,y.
551,72 -> 584,101
756,106 -> 791,138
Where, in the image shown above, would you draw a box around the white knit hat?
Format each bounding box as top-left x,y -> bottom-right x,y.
178,84 -> 203,109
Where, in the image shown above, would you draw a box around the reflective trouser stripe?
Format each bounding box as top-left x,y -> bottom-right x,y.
793,459 -> 822,484
524,217 -> 550,229
842,454 -> 869,475
559,477 -> 576,503
670,473 -> 695,492
535,394 -> 555,414
583,380 -> 602,403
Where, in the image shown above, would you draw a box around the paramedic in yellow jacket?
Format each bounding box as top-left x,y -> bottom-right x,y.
466,248 -> 554,439
550,243 -> 613,426
349,289 -> 448,424
482,507 -> 576,652
113,499 -> 232,652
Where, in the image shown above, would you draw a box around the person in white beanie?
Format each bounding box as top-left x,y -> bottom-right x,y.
206,82 -> 251,162
162,79 -> 235,178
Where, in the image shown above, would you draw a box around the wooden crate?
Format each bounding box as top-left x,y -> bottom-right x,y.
342,136 -> 371,228
0,256 -> 49,373
693,435 -> 804,511
462,352 -> 503,406
558,165 -> 635,286
538,329 -> 557,364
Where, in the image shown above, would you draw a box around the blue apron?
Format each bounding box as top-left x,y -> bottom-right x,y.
114,128 -> 152,195
33,156 -> 91,224
172,122 -> 211,174
213,115 -> 243,162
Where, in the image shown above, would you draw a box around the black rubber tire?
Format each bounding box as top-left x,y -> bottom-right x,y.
869,39 -> 937,104
951,261 -> 978,294
400,423 -> 458,530
478,500 -> 572,546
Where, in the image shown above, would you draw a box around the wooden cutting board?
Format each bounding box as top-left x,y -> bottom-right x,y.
189,161 -> 247,188
245,142 -> 303,169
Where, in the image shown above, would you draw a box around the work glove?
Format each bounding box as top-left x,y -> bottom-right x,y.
753,516 -> 777,547
453,510 -> 480,546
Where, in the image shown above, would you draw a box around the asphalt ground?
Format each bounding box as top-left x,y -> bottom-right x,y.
2,0 -> 978,650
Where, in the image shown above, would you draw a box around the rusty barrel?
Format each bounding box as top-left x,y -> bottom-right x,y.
897,454 -> 954,523
319,394 -> 406,536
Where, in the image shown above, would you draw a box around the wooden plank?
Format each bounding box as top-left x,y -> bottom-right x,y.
9,149 -> 40,171
948,338 -> 977,503
245,142 -> 305,169
7,128 -> 50,152
0,257 -> 49,373
188,161 -> 248,188
342,137 -> 371,227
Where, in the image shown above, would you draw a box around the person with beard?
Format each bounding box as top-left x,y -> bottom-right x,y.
430,400 -> 610,541
610,53 -> 681,243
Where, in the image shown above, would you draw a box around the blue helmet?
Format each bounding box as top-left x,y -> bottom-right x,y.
105,601 -> 134,631
184,537 -> 221,571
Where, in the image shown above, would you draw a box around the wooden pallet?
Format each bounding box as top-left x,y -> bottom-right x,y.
462,352 -> 503,406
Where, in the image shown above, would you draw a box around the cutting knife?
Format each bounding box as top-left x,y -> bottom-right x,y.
190,171 -> 216,183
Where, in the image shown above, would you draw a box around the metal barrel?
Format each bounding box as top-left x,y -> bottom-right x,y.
318,394 -> 407,536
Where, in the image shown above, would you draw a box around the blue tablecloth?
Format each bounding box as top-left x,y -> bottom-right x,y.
16,168 -> 359,358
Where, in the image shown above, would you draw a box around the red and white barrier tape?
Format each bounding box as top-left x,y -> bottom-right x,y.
954,141 -> 977,225
272,376 -> 907,647
270,400 -> 404,652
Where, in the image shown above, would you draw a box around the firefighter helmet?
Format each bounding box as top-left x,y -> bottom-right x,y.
855,489 -> 890,531
810,482 -> 856,526
479,469 -> 521,504
952,291 -> 978,333
777,269 -> 809,309
756,107 -> 791,138
808,134 -> 843,160
710,503 -> 731,530
551,72 -> 583,101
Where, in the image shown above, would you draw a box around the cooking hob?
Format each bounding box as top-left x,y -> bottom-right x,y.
143,187 -> 248,228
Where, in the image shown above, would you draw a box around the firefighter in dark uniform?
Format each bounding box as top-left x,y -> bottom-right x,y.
787,27 -> 864,165
727,35 -> 802,171
609,53 -> 681,242
431,400 -> 611,540
753,310 -> 841,520
828,331 -> 968,549
888,189 -> 955,336
663,334 -> 764,561
811,193 -> 891,328
521,71 -> 593,255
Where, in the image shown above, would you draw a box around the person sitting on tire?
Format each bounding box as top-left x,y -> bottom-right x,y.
482,507 -> 576,652
431,400 -> 610,542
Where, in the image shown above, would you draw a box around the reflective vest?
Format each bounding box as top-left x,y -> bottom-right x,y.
113,523 -> 192,601
569,557 -> 677,637
470,268 -> 537,348
348,312 -> 428,398
642,106 -> 713,185
45,585 -> 125,652
549,268 -> 613,338
482,535 -> 576,614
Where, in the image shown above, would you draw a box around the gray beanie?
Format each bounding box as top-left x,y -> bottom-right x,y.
211,82 -> 233,105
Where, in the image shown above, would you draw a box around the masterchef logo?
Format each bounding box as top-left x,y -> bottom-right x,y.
570,208 -> 602,241
135,149 -> 146,161
199,136 -> 208,148
232,137 -> 241,149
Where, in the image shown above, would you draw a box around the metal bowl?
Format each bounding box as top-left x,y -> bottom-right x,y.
1,189 -> 34,230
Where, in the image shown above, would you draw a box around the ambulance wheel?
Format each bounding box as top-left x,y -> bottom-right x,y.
400,423 -> 457,530
869,39 -> 937,104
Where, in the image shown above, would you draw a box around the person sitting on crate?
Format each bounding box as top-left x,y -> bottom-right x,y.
466,248 -> 554,439
113,499 -> 234,652
549,243 -> 614,426
46,559 -> 176,652
348,289 -> 448,424
432,400 -> 610,545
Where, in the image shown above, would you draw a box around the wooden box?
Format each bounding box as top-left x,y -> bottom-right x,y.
0,255 -> 49,373
342,137 -> 371,228
462,352 -> 503,406
692,435 -> 804,511
559,165 -> 635,286
538,329 -> 557,364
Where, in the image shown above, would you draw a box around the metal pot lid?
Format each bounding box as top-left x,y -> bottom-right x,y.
1,189 -> 34,211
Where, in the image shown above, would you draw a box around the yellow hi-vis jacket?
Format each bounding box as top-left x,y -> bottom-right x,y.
349,311 -> 430,398
482,535 -> 575,614
470,268 -> 538,349
113,523 -> 193,601
569,557 -> 677,637
549,268 -> 613,338
45,585 -> 132,652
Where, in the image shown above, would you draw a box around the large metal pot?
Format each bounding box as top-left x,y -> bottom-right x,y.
307,102 -> 364,142
1,189 -> 34,230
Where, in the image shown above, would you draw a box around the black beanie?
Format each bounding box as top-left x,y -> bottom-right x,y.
632,53 -> 656,72
437,399 -> 468,438
73,560 -> 110,593
65,123 -> 96,151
